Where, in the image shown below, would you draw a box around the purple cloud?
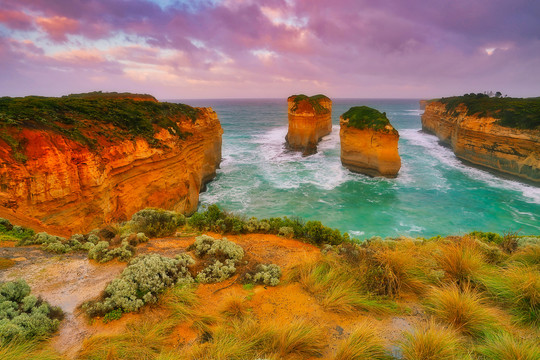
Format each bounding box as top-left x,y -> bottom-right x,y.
0,0 -> 538,98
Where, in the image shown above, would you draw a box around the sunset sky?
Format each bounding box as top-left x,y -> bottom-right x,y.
1,0 -> 539,99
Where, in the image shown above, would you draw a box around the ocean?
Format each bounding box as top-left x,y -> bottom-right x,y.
178,98 -> 539,239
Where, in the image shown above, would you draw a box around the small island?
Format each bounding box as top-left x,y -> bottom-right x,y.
340,106 -> 401,177
285,94 -> 332,155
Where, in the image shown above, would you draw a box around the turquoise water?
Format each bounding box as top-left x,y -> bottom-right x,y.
180,99 -> 539,239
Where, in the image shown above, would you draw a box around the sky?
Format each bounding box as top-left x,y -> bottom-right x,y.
1,0 -> 539,99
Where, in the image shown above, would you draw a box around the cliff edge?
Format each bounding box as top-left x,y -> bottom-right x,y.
285,94 -> 332,155
421,94 -> 540,183
340,106 -> 401,177
0,92 -> 223,233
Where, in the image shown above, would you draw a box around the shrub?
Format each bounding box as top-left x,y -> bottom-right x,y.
400,322 -> 463,360
334,322 -> 389,360
196,260 -> 237,283
279,226 -> 294,238
469,231 -> 503,245
0,220 -> 34,243
244,264 -> 282,286
0,279 -> 63,343
475,331 -> 540,360
191,235 -> 244,262
129,208 -> 185,237
424,285 -> 495,337
83,253 -> 194,317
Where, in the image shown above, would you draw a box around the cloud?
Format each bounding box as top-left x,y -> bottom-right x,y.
0,0 -> 539,98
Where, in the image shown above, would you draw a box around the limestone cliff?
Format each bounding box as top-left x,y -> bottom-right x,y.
422,101 -> 540,183
340,106 -> 401,177
0,93 -> 223,234
285,94 -> 332,155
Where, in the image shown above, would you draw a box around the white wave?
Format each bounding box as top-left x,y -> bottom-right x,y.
399,222 -> 426,233
349,230 -> 365,237
400,129 -> 540,204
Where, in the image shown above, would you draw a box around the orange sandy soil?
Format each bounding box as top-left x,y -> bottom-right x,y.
0,232 -> 427,359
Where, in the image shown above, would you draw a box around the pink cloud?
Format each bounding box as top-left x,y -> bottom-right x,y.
35,15 -> 79,41
0,10 -> 34,30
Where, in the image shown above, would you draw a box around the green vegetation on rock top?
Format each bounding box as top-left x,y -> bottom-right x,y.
0,92 -> 203,160
289,94 -> 331,114
341,106 -> 397,133
437,93 -> 540,130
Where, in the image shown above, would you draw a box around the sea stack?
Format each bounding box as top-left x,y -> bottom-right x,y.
286,94 -> 332,155
340,106 -> 401,177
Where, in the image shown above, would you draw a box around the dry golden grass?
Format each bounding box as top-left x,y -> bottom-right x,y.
476,331 -> 540,360
424,285 -> 496,337
220,296 -> 250,318
0,341 -> 63,360
333,322 -> 389,360
77,319 -> 175,360
400,321 -> 464,360
270,318 -> 326,358
435,236 -> 486,286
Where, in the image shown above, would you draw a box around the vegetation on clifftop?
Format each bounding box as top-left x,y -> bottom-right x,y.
0,92 -> 202,160
341,106 -> 398,133
289,94 -> 331,114
438,93 -> 540,130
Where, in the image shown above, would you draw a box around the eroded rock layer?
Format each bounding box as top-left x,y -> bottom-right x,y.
422,101 -> 540,182
285,94 -> 332,155
340,106 -> 401,177
0,94 -> 223,233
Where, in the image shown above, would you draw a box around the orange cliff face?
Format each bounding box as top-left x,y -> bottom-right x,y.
285,95 -> 332,155
0,100 -> 222,234
422,101 -> 540,182
339,107 -> 401,178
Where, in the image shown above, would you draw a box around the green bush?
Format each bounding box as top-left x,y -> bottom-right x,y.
0,279 -> 63,343
83,253 -> 194,317
245,264 -> 282,286
191,235 -> 245,283
469,231 -> 503,245
0,220 -> 34,242
128,208 -> 185,238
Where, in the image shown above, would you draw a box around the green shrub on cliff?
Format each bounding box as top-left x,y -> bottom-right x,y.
0,279 -> 63,343
128,208 -> 185,237
289,94 -> 330,114
0,219 -> 34,243
439,94 -> 540,130
191,235 -> 245,283
0,93 -> 202,161
341,106 -> 397,133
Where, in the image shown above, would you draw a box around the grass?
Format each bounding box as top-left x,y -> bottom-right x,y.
160,285 -> 198,321
475,331 -> 540,360
481,264 -> 539,327
220,296 -> 250,318
400,322 -> 464,360
290,256 -> 398,314
333,322 -> 389,360
77,319 -> 176,360
270,318 -> 326,358
0,341 -> 63,360
434,236 -> 486,286
424,285 -> 496,337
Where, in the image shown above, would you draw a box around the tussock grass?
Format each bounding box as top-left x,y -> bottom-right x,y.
0,341 -> 63,360
509,244 -> 540,266
482,264 -> 539,326
77,319 -> 175,360
476,331 -> 540,360
435,236 -> 486,286
333,322 -> 389,360
220,296 -> 250,318
290,256 -> 399,314
400,322 -> 464,360
424,285 -> 496,337
160,284 -> 198,321
270,318 -> 326,358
